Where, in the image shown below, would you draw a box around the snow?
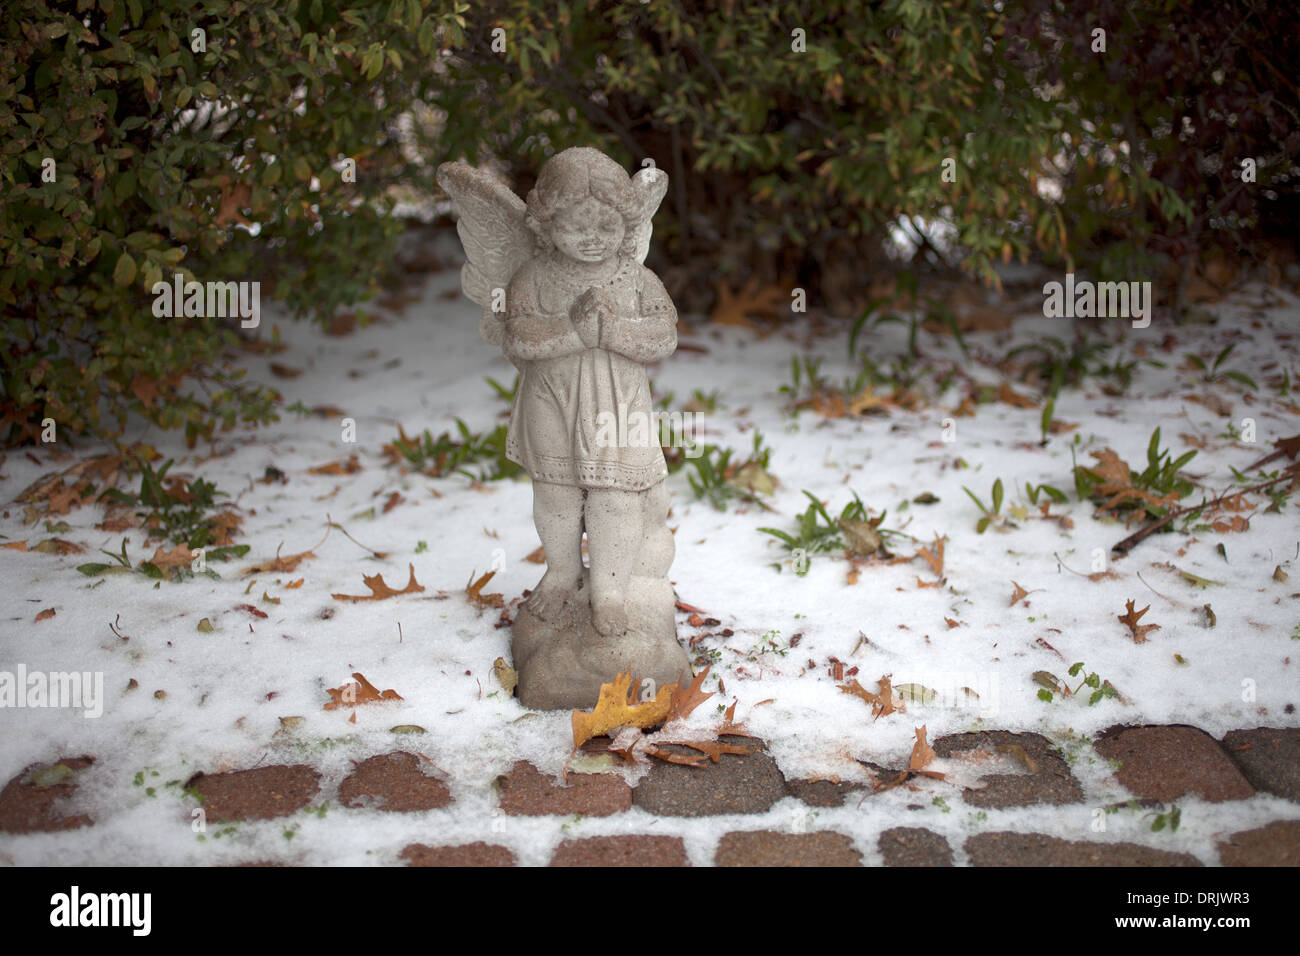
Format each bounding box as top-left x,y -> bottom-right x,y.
1,229 -> 1297,865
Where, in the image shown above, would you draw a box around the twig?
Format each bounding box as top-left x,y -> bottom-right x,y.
325,513 -> 387,559
1111,465 -> 1299,556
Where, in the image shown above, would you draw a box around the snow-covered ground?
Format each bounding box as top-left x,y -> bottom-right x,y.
2,230 -> 1297,865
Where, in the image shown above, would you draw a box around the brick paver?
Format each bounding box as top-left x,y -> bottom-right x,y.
966,832 -> 1202,866
1094,725 -> 1254,803
1220,728 -> 1300,802
878,826 -> 954,866
632,735 -> 787,817
1215,820 -> 1300,866
932,731 -> 1084,808
339,752 -> 452,812
0,755 -> 95,833
714,829 -> 861,866
186,764 -> 320,822
550,835 -> 689,866
788,778 -> 867,807
498,760 -> 631,816
401,842 -> 516,866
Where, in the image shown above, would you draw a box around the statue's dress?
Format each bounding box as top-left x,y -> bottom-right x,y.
502,255 -> 677,491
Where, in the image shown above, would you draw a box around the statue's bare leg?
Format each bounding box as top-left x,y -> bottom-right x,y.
526,481 -> 584,622
585,487 -> 639,636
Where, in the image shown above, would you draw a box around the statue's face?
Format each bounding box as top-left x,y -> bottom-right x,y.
550,197 -> 624,263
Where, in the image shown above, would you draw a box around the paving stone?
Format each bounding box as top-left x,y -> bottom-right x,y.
498,760 -> 630,817
550,835 -> 688,867
966,832 -> 1201,866
632,736 -> 787,817
1220,728 -> 1300,802
878,827 -> 953,867
715,830 -> 861,867
338,752 -> 451,812
1216,820 -> 1300,867
0,755 -> 95,834
1094,725 -> 1254,803
788,778 -> 866,807
932,731 -> 1083,808
401,842 -> 516,867
186,764 -> 320,822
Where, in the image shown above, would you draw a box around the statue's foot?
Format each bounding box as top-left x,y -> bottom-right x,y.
526,570 -> 581,623
591,591 -> 629,636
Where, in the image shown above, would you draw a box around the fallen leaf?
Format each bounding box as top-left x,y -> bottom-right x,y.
323,671 -> 403,710
916,534 -> 945,578
148,543 -> 195,569
332,563 -> 424,602
840,675 -> 902,719
1118,599 -> 1161,643
571,670 -> 675,751
34,608 -> 55,622
1009,581 -> 1029,607
493,657 -> 517,696
243,547 -> 316,576
309,454 -> 361,476
466,569 -> 504,609
711,277 -> 787,328
908,725 -> 938,773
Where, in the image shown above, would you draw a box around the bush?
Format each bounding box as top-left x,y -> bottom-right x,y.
1,0 -> 466,446
5,0 -> 1295,446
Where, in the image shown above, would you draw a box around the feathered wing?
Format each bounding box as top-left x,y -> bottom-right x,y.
629,165 -> 669,265
435,161 -> 534,346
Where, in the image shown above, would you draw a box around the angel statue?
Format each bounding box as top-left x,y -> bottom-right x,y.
437,147 -> 692,709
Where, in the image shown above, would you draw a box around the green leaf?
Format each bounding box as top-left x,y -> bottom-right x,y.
112,252 -> 137,286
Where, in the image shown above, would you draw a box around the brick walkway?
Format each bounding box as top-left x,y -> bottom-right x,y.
2,725 -> 1297,865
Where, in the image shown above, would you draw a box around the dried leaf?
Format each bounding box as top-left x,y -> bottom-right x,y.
331,563 -> 424,602
493,657 -> 517,696
572,671 -> 676,751
324,671 -> 403,710
840,675 -> 902,719
148,543 -> 195,569
34,607 -> 56,622
1009,580 -> 1029,607
711,277 -> 787,328
1118,599 -> 1161,643
908,725 -> 938,773
466,569 -> 504,608
309,454 -> 361,476
916,534 -> 945,578
663,666 -> 714,723
243,547 -> 316,576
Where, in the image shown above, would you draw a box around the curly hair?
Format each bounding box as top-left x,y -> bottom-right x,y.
525,147 -> 642,258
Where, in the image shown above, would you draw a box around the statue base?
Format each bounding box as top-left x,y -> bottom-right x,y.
511,578 -> 692,711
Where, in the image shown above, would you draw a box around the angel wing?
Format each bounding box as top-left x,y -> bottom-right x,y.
629,165 -> 669,265
435,161 -> 535,347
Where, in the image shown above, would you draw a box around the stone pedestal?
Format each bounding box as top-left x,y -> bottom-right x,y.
511,573 -> 691,711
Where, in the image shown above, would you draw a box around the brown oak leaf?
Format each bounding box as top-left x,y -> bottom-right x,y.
323,671 -> 403,710
1118,599 -> 1160,643
331,563 -> 424,602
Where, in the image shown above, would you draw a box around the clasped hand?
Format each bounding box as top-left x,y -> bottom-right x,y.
571,287 -> 618,349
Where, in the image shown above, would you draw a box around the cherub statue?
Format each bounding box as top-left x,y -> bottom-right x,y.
437,147 -> 691,709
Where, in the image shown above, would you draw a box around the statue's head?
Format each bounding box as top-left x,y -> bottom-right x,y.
526,147 -> 642,263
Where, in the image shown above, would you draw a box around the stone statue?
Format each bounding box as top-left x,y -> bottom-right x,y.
437,147 -> 692,710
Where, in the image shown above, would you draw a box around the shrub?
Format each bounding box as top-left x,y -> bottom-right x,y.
1,0 -> 466,445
